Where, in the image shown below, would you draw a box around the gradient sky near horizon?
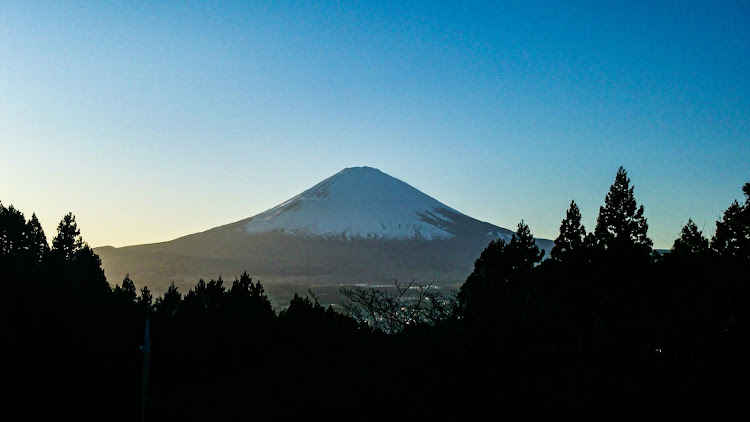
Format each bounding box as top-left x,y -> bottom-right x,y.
1,1 -> 748,249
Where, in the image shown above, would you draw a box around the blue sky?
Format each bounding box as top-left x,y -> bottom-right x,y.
1,1 -> 748,249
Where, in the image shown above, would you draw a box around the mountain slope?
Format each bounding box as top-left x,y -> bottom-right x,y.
239,166 -> 508,240
95,167 -> 553,307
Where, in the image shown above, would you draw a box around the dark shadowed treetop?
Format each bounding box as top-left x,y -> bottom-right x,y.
51,212 -> 85,261
115,274 -> 138,303
593,166 -> 652,253
712,183 -> 750,259
183,278 -> 226,313
280,292 -> 327,323
672,219 -> 709,255
457,238 -> 507,320
457,220 -> 544,320
26,213 -> 49,262
551,200 -> 587,261
227,271 -> 275,321
1,206 -> 50,262
154,282 -> 182,317
138,285 -> 153,313
71,244 -> 108,292
0,204 -> 27,256
506,220 -> 545,271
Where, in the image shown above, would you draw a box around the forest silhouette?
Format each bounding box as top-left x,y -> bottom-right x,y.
2,167 -> 749,421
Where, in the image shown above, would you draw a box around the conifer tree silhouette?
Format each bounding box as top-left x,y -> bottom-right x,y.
0,204 -> 27,256
25,213 -> 49,262
458,220 -> 544,321
154,282 -> 182,317
593,167 -> 652,254
139,285 -> 153,313
117,274 -> 138,302
551,200 -> 587,261
712,183 -> 750,259
51,212 -> 85,261
672,219 -> 709,255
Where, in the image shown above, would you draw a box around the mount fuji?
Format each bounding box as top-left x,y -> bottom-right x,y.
242,166 -> 506,240
95,167 -> 553,307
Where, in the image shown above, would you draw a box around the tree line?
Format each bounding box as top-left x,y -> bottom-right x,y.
1,167 -> 748,421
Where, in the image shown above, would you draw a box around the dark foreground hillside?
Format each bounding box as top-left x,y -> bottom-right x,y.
3,258 -> 748,421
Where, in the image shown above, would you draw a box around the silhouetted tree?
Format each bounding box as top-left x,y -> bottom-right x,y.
551,200 -> 587,261
457,221 -> 544,321
279,291 -> 362,341
183,278 -> 225,313
672,219 -> 709,255
593,167 -> 652,254
139,285 -> 153,314
0,204 -> 27,256
51,212 -> 85,261
226,272 -> 274,322
115,274 -> 138,303
280,292 -> 327,323
154,282 -> 182,317
457,238 -> 507,320
506,220 -> 545,269
712,183 -> 750,259
25,213 -> 48,262
70,244 -> 109,294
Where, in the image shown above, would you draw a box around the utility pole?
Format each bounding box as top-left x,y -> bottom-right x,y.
140,318 -> 151,422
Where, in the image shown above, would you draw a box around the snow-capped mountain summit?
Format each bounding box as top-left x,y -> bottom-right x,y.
243,166 -> 462,240
95,166 -> 553,306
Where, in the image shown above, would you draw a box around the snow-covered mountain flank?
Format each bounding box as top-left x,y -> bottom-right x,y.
95,167 -> 553,307
243,166 -> 501,240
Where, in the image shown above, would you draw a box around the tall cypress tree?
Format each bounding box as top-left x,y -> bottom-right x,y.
551,200 -> 587,261
593,167 -> 652,254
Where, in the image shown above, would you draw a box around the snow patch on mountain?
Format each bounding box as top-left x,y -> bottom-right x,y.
243,167 -> 464,240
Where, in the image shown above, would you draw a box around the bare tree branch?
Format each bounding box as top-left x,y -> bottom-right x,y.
340,280 -> 458,334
